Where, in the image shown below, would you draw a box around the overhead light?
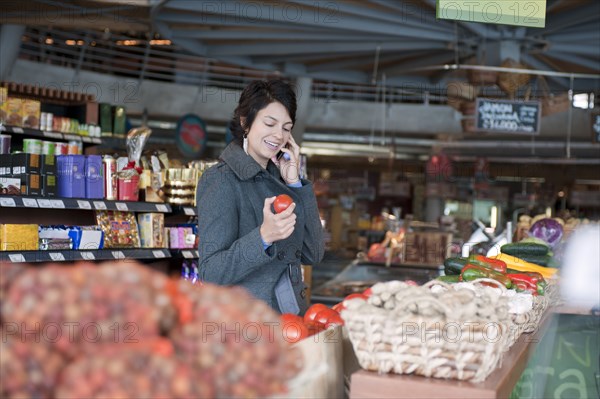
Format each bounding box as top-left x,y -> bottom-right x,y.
116,39 -> 141,46
65,40 -> 77,46
150,39 -> 172,46
45,38 -> 53,45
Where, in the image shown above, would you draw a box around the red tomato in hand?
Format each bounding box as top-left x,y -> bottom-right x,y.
332,302 -> 344,313
363,287 -> 373,297
274,194 -> 293,214
281,313 -> 308,343
306,320 -> 325,336
324,312 -> 344,328
314,309 -> 340,326
304,303 -> 329,323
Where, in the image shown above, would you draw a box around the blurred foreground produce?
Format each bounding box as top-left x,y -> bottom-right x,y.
0,261 -> 301,399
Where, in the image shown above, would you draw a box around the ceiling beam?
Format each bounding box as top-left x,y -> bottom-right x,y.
546,30 -> 600,44
545,52 -> 600,72
548,42 -> 600,58
367,0 -> 456,31
170,29 -> 399,42
161,0 -> 455,41
530,2 -> 600,36
380,51 -> 458,76
521,53 -> 569,88
207,41 -> 449,57
306,51 -> 433,73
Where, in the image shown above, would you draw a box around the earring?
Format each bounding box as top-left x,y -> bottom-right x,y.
243,133 -> 248,154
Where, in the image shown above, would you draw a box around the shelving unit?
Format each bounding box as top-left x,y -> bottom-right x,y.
0,248 -> 171,263
0,125 -> 102,144
0,195 -> 172,213
169,249 -> 199,259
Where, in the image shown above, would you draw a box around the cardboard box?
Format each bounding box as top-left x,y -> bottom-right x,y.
4,97 -> 22,126
0,176 -> 21,195
0,224 -> 39,251
40,155 -> 57,175
41,173 -> 56,197
16,173 -> 41,196
137,213 -> 165,248
12,153 -> 40,174
21,99 -> 41,129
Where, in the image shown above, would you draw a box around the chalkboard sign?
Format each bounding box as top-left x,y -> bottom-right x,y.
476,98 -> 541,135
592,113 -> 600,143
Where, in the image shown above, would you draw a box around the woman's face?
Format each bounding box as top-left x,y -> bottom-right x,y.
245,101 -> 293,168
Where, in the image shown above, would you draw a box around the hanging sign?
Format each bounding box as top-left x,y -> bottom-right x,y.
592,113 -> 600,143
437,0 -> 546,28
176,114 -> 207,158
476,98 -> 541,135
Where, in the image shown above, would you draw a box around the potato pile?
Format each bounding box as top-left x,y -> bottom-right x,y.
170,280 -> 304,398
0,261 -> 302,399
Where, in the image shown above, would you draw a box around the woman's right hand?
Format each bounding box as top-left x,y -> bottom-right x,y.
260,196 -> 296,244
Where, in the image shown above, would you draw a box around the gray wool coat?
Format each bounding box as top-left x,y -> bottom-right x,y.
196,142 -> 325,314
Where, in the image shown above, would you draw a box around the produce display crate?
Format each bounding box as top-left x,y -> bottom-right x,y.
275,326 -> 344,399
342,281 -> 513,383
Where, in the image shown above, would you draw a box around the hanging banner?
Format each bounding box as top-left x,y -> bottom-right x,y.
437,0 -> 546,28
175,114 -> 207,158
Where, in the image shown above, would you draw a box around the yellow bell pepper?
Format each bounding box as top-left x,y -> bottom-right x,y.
493,253 -> 558,279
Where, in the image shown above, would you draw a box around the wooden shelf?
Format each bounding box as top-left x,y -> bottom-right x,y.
350,313 -> 553,399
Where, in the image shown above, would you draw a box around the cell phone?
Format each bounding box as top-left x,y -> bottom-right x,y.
277,143 -> 291,161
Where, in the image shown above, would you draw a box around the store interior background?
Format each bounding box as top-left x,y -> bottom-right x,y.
1,0 -> 599,279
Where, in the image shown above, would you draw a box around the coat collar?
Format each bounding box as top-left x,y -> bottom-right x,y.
220,142 -> 281,181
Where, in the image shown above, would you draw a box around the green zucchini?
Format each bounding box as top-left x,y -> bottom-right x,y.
443,257 -> 468,275
500,242 -> 549,257
512,254 -> 551,266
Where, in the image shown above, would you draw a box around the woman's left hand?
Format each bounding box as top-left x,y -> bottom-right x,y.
272,135 -> 301,185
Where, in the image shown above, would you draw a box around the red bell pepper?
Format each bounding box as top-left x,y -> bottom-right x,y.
468,255 -> 507,273
506,273 -> 544,295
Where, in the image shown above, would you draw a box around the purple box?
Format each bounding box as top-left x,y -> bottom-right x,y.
57,155 -> 85,198
85,155 -> 104,199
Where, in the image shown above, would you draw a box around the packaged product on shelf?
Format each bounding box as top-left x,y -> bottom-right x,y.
0,224 -> 39,251
22,138 -> 42,154
0,134 -> 11,154
0,154 -> 12,175
95,211 -> 140,248
41,174 -> 56,197
40,155 -> 56,175
12,153 -> 41,174
67,140 -> 80,155
102,155 -> 117,200
39,237 -> 72,250
56,155 -> 85,198
21,99 -> 41,129
115,126 -> 152,201
41,140 -> 55,156
38,225 -> 104,250
17,173 -> 41,196
84,155 -> 104,199
54,142 -> 68,155
99,103 -> 113,136
0,86 -> 6,107
0,177 -> 21,195
113,106 -> 126,136
4,97 -> 22,126
137,213 -> 164,248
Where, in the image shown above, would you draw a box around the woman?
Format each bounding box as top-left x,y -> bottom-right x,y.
196,79 -> 324,315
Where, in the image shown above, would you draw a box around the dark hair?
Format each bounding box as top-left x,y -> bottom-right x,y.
229,80 -> 297,145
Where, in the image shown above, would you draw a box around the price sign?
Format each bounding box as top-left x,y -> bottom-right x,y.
184,207 -> 195,216
93,201 -> 107,210
153,250 -> 166,258
155,204 -> 169,212
112,251 -> 125,259
476,98 -> 541,135
0,198 -> 16,207
116,203 -> 129,211
22,198 -> 39,207
437,0 -> 546,28
81,251 -> 96,260
43,131 -> 63,139
49,252 -> 66,261
12,127 -> 24,134
8,254 -> 26,263
182,251 -> 193,259
37,199 -> 52,208
50,199 -> 65,208
77,200 -> 91,209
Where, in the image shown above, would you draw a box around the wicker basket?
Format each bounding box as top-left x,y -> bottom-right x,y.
342,281 -> 511,382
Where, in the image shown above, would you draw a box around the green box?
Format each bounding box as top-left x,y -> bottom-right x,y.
99,103 -> 113,136
113,106 -> 126,137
